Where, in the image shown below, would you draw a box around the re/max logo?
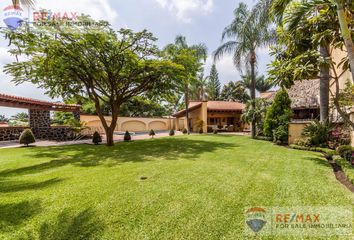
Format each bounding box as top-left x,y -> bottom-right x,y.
275,213 -> 320,223
33,11 -> 78,21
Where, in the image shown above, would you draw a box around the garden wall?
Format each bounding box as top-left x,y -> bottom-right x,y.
81,115 -> 174,134
0,126 -> 75,142
288,121 -> 310,145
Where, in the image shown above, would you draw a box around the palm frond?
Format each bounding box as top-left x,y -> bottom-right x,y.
213,41 -> 238,62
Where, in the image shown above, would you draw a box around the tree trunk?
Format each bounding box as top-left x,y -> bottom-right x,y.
319,45 -> 330,122
250,52 -> 257,139
335,0 -> 354,82
106,127 -> 115,146
185,84 -> 190,134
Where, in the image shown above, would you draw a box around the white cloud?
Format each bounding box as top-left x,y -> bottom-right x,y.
154,0 -> 214,22
204,54 -> 240,85
34,0 -> 118,22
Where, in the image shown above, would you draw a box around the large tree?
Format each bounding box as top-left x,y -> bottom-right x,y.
163,35 -> 207,133
207,64 -> 221,100
213,3 -> 274,138
219,81 -> 250,103
4,19 -> 182,146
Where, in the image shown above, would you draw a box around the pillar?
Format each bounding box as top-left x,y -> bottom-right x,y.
29,109 -> 51,128
72,111 -> 80,121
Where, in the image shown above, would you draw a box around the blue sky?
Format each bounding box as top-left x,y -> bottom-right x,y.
0,0 -> 271,116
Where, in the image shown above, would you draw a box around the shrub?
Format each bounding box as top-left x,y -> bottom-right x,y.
182,128 -> 188,134
294,137 -> 312,147
264,89 -> 292,143
336,145 -> 354,161
302,120 -> 332,147
19,129 -> 35,147
198,128 -> 203,134
289,144 -> 336,155
92,131 -> 102,145
272,125 -> 288,144
213,129 -> 218,134
149,129 -> 156,138
124,131 -> 131,141
169,129 -> 175,136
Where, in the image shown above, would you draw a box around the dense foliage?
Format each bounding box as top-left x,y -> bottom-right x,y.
264,89 -> 292,143
19,129 -> 35,146
241,99 -> 270,136
92,131 -> 102,145
207,64 -> 221,100
4,18 -> 183,146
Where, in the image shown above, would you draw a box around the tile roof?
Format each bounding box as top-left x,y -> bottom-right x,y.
0,93 -> 81,111
172,101 -> 244,117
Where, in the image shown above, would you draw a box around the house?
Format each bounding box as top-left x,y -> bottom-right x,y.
172,101 -> 247,133
261,79 -> 321,121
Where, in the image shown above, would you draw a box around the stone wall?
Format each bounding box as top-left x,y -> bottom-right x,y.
29,109 -> 51,128
0,126 -> 75,142
0,127 -> 25,141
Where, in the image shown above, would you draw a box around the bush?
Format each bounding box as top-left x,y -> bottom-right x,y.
198,128 -> 203,134
19,129 -> 35,147
92,131 -> 102,145
149,129 -> 156,138
255,136 -> 272,141
302,120 -> 332,147
294,137 -> 312,147
182,128 -> 188,134
169,129 -> 175,136
272,125 -> 288,144
264,89 -> 292,143
336,145 -> 354,161
290,144 -> 336,155
124,131 -> 131,141
213,129 -> 218,134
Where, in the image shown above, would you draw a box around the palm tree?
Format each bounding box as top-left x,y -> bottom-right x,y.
248,0 -> 354,119
240,71 -> 274,94
213,3 -> 273,138
190,73 -> 209,101
164,35 -> 207,133
11,0 -> 35,7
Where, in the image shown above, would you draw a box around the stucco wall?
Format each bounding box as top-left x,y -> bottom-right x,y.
288,122 -> 309,145
81,115 -> 174,134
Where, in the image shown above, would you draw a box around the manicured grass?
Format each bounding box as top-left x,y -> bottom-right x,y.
0,135 -> 353,239
336,157 -> 354,185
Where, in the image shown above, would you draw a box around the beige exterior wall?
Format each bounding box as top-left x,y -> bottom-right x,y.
81,115 -> 174,134
288,122 -> 309,145
331,48 -> 354,146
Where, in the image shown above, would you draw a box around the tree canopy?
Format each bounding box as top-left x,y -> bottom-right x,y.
4,18 -> 183,145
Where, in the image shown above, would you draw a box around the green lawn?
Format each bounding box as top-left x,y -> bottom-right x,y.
0,135 -> 353,239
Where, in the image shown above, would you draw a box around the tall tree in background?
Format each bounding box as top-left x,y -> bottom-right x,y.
219,81 -> 250,103
190,73 -> 209,101
240,71 -> 274,94
213,3 -> 274,138
207,64 -> 221,100
164,35 -> 207,133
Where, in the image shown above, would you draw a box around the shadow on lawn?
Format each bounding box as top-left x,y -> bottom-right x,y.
0,178 -> 63,193
39,208 -> 105,240
0,200 -> 42,232
0,138 -> 235,178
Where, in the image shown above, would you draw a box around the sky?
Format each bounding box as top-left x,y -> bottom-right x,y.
0,0 -> 271,117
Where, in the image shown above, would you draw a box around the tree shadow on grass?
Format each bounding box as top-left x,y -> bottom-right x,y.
0,178 -> 63,193
0,200 -> 42,232
0,138 -> 236,178
39,208 -> 105,240
304,157 -> 332,169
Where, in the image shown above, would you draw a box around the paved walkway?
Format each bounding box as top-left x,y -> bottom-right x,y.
0,131 -> 183,149
0,131 -> 250,149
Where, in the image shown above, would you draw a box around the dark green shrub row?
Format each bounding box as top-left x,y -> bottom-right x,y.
255,136 -> 272,141
336,145 -> 354,162
289,144 -> 336,155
